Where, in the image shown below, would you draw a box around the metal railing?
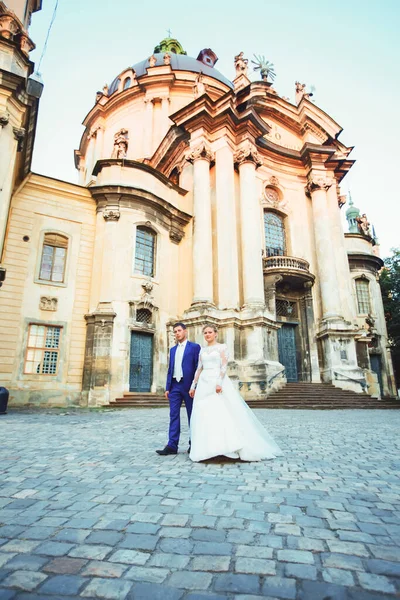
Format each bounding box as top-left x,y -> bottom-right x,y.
333,370 -> 368,391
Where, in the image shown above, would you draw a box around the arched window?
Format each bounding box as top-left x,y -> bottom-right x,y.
39,233 -> 68,283
123,77 -> 131,90
134,227 -> 156,277
264,212 -> 286,257
355,278 -> 371,314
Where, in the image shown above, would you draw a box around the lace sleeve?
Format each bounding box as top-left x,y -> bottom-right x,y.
190,351 -> 203,391
217,344 -> 229,386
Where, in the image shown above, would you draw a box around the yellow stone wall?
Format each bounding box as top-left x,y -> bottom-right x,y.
0,174 -> 96,405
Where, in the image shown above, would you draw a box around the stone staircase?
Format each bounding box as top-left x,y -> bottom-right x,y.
109,384 -> 400,410
247,383 -> 400,409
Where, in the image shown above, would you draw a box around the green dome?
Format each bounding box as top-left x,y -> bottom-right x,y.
153,37 -> 187,55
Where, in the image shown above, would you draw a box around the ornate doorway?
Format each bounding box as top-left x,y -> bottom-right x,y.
278,324 -> 298,382
129,331 -> 153,392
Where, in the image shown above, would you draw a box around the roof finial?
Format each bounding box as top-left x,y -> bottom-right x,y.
167,28 -> 172,38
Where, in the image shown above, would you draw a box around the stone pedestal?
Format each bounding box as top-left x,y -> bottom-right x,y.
82,303 -> 116,406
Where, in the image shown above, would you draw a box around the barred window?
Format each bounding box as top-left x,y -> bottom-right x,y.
264,212 -> 286,257
134,227 -> 156,277
136,308 -> 152,323
355,278 -> 371,314
24,325 -> 62,375
39,233 -> 68,283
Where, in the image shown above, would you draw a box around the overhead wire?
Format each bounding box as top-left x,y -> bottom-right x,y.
37,0 -> 60,73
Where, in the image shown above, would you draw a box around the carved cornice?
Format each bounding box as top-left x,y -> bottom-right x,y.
0,7 -> 35,55
90,184 -> 192,245
186,142 -> 214,164
92,159 -> 188,196
0,111 -> 9,127
234,141 -> 263,168
306,175 -> 335,194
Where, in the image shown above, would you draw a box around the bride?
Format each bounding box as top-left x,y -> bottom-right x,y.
188,324 -> 283,462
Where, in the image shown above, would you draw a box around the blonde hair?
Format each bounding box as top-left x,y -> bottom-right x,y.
202,323 -> 218,334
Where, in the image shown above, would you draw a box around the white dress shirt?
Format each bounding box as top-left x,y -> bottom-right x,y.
173,339 -> 187,382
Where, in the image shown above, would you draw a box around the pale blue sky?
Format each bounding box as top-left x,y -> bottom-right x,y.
29,0 -> 400,257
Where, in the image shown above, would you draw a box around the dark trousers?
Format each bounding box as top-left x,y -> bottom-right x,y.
168,379 -> 193,451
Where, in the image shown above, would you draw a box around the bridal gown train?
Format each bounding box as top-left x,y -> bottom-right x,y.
189,344 -> 283,462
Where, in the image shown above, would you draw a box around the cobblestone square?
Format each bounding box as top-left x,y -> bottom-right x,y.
0,407 -> 399,599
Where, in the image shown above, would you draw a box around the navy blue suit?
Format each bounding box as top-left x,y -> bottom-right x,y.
166,341 -> 201,451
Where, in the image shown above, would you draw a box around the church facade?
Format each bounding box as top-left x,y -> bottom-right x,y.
0,21 -> 396,406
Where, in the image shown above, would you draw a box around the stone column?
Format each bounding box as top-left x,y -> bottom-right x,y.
83,303 -> 116,406
187,143 -> 214,305
0,115 -> 22,260
94,125 -> 105,164
302,282 -> 321,382
215,142 -> 239,309
235,142 -> 265,308
160,96 -> 171,141
144,99 -> 153,157
307,175 -> 342,320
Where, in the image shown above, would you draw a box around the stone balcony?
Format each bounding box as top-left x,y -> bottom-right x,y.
263,255 -> 315,286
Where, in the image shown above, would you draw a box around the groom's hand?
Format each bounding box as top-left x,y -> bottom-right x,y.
164,391 -> 169,399
216,385 -> 222,394
189,389 -> 195,398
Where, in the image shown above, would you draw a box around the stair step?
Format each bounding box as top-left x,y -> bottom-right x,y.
107,383 -> 399,410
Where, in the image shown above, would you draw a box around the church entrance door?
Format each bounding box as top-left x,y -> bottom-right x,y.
278,324 -> 298,382
129,332 -> 153,392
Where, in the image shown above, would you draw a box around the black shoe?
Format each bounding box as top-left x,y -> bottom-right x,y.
156,445 -> 178,456
188,444 -> 191,454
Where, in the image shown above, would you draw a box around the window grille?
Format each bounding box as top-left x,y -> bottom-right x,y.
276,299 -> 297,318
355,278 -> 371,314
136,308 -> 152,323
134,227 -> 156,277
39,233 -> 68,283
24,324 -> 61,375
264,212 -> 286,257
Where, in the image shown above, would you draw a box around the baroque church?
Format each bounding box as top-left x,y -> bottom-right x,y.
0,1 -> 396,407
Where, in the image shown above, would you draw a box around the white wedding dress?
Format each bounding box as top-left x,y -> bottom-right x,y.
189,344 -> 283,462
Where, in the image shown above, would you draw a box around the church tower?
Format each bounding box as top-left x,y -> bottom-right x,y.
0,0 -> 43,286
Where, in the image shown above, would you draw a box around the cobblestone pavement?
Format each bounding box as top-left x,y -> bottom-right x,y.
0,408 -> 399,600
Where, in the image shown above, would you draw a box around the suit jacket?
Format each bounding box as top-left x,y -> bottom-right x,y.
166,340 -> 201,393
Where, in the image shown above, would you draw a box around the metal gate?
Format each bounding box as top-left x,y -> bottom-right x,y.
278,324 -> 298,382
129,332 -> 153,392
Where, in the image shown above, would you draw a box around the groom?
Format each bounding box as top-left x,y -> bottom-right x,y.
156,322 -> 201,455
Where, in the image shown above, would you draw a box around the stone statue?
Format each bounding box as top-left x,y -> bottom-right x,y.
356,213 -> 372,237
295,81 -> 313,104
234,52 -> 248,77
251,55 -> 276,82
111,129 -> 129,159
194,72 -> 206,98
163,53 -> 171,65
149,54 -> 157,67
102,84 -> 109,96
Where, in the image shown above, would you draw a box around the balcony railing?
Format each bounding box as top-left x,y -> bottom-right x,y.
264,255 -> 310,271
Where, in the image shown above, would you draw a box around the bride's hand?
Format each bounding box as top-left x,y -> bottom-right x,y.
189,389 -> 195,398
216,385 -> 222,394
